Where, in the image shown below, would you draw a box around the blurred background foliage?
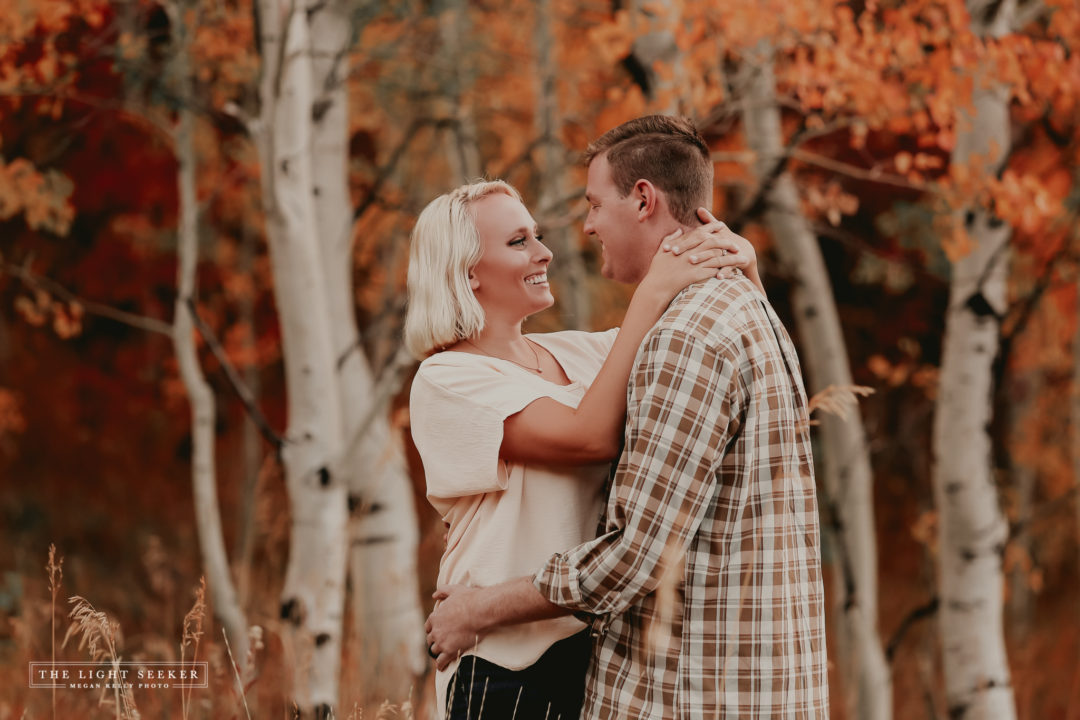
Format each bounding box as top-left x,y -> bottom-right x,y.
1,0 -> 1079,717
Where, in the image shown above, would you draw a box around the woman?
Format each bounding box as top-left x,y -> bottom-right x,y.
405,180 -> 759,720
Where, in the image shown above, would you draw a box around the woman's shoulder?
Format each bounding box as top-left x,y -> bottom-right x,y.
527,328 -> 619,357
413,350 -> 519,401
417,348 -> 486,373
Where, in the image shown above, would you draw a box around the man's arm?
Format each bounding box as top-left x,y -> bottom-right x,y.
425,577 -> 569,670
424,325 -> 743,666
533,326 -> 742,618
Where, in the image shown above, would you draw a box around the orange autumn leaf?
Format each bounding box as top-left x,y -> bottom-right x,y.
0,389 -> 26,435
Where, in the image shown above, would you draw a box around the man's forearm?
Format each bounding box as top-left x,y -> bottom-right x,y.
477,576 -> 570,632
426,576 -> 572,669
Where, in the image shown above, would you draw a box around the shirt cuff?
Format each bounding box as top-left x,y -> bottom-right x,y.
533,553 -> 612,637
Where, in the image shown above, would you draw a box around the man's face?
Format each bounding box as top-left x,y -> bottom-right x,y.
584,154 -> 653,283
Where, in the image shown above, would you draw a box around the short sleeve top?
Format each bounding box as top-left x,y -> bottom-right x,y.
409,329 -> 619,710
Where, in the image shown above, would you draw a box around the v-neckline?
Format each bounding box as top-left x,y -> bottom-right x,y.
523,334 -> 577,388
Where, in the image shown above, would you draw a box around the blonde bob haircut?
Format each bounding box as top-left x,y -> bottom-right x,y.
404,180 -> 523,359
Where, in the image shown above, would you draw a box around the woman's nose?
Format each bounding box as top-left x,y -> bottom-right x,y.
535,239 -> 553,262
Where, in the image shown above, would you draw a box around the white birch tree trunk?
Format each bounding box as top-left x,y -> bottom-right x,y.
255,1 -> 348,713
306,0 -> 427,705
534,0 -> 589,329
629,0 -> 683,111
171,14 -> 249,672
931,1 -> 1017,716
437,0 -> 481,182
235,221 -> 262,608
739,43 -> 891,720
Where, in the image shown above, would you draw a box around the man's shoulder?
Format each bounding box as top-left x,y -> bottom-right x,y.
656,275 -> 768,347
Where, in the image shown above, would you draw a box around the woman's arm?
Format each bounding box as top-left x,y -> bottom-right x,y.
668,208 -> 765,296
499,226 -> 740,465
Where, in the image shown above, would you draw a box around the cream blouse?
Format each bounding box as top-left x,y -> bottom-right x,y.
409,328 -> 619,716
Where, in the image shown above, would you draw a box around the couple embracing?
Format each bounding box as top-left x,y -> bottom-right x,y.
405,116 -> 829,719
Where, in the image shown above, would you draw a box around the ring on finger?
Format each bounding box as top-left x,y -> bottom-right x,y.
427,643 -> 438,659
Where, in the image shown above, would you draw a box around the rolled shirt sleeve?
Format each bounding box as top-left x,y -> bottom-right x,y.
411,361 -> 554,512
534,326 -> 744,620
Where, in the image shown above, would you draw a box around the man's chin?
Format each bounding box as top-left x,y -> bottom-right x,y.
601,265 -> 640,285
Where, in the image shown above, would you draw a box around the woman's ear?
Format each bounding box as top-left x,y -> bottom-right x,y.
634,179 -> 658,221
469,271 -> 480,291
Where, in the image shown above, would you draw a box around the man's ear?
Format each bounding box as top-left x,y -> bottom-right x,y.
633,179 -> 659,221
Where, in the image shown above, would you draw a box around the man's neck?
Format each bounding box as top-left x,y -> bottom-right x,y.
626,221 -> 697,284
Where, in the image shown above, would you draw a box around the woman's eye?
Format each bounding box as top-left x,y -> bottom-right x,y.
534,234 -> 544,242
510,237 -> 527,246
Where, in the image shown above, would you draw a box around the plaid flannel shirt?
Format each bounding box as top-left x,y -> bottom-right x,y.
534,276 -> 829,719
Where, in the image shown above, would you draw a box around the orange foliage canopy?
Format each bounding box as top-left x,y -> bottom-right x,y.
1,1 -> 1080,714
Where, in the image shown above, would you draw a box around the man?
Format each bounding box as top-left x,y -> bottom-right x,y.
426,115 -> 829,718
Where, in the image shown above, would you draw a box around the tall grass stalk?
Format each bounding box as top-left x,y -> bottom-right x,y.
222,626 -> 253,720
64,596 -> 139,719
46,545 -> 62,720
180,577 -> 206,720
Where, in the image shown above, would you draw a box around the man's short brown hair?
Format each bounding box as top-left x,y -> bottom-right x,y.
584,115 -> 713,226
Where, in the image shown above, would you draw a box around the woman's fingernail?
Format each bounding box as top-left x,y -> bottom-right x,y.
671,246 -> 680,254
663,244 -> 670,251
689,254 -> 698,263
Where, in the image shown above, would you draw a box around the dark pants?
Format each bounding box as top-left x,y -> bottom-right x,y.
445,630 -> 590,720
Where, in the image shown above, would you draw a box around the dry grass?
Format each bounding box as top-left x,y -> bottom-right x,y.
64,596 -> 139,719
46,544 -> 62,720
5,535 -> 1080,719
0,543 -> 431,720
807,384 -> 876,425
180,577 -> 205,720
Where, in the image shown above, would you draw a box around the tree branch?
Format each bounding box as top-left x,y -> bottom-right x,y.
886,596 -> 939,661
343,344 -> 415,459
352,117 -> 446,223
1012,0 -> 1049,30
3,260 -> 284,449
1000,246 -> 1078,348
790,149 -> 936,194
1008,484 -> 1079,538
2,260 -> 173,336
727,120 -> 808,232
185,298 -> 284,450
492,136 -> 547,179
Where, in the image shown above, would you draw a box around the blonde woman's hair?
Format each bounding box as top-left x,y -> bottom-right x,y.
404,180 -> 523,358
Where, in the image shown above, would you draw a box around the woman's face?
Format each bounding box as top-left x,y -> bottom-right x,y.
469,192 -> 554,325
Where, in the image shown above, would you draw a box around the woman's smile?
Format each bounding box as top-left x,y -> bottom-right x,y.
469,193 -> 555,323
